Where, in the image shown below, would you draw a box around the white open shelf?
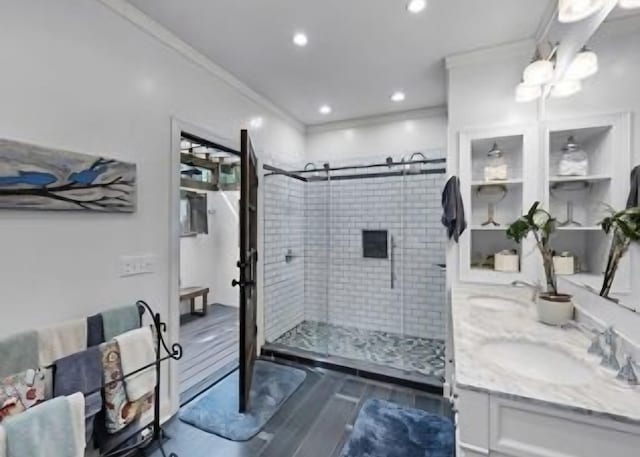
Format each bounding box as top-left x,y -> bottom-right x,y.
469,225 -> 508,231
471,178 -> 523,186
549,174 -> 611,184
556,226 -> 601,232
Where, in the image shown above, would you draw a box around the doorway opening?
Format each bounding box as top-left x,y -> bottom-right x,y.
177,131 -> 241,405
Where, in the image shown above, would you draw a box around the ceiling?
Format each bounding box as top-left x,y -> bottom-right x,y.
128,0 -> 553,125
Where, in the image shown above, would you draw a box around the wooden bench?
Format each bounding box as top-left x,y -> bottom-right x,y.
180,286 -> 210,317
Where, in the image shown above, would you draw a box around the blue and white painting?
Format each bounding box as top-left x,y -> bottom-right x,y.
0,139 -> 136,212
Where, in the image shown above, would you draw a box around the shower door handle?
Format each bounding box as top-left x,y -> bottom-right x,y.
390,235 -> 395,289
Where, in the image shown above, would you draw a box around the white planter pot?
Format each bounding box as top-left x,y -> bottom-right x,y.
536,294 -> 574,326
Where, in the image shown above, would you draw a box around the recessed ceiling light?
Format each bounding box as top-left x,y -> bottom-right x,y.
391,91 -> 406,102
293,32 -> 308,47
407,0 -> 427,13
319,104 -> 332,115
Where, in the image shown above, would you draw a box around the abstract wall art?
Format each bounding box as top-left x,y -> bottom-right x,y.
0,139 -> 136,212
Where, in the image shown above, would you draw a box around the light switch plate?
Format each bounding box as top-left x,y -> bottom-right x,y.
120,255 -> 156,277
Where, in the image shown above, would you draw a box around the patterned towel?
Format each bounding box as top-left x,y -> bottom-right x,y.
99,341 -> 153,434
3,369 -> 48,411
0,384 -> 24,424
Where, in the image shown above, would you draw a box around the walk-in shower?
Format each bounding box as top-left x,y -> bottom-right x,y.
262,154 -> 447,387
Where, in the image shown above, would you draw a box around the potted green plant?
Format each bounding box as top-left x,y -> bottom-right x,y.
506,201 -> 573,325
599,206 -> 640,299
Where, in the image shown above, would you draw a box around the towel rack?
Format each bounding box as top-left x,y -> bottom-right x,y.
42,300 -> 183,457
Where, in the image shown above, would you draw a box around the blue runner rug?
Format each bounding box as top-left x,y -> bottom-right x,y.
179,360 -> 306,441
340,399 -> 454,457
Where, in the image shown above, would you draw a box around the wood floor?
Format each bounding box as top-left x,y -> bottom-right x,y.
179,304 -> 239,404
157,359 -> 452,457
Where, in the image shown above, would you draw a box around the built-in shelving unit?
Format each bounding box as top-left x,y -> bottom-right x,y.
459,125 -> 538,283
458,113 -> 631,293
543,113 -> 631,294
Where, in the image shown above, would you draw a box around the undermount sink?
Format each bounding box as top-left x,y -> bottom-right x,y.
478,340 -> 595,386
468,295 -> 527,311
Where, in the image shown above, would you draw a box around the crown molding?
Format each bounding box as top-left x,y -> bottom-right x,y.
306,106 -> 447,135
445,39 -> 535,70
97,0 -> 305,133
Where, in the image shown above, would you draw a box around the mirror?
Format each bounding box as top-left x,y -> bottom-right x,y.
543,3 -> 640,314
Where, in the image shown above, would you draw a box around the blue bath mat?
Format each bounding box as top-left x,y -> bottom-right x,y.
341,399 -> 454,457
179,360 -> 306,441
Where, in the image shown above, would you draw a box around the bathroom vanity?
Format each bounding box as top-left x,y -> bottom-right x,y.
450,285 -> 640,457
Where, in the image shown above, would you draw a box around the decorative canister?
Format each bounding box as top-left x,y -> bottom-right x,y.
558,136 -> 588,177
494,250 -> 519,272
484,143 -> 508,181
553,251 -> 575,275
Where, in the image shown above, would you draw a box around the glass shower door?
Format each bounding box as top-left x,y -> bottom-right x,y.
400,158 -> 447,384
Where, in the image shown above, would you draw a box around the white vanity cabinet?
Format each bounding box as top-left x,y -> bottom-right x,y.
455,386 -> 640,457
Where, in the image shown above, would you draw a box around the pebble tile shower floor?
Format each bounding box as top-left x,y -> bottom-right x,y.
274,321 -> 445,381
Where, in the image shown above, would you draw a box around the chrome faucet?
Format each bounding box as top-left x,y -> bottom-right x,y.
601,327 -> 621,371
510,280 -> 542,301
561,321 -> 606,357
617,356 -> 638,386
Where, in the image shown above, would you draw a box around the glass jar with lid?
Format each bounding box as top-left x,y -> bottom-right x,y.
484,142 -> 508,181
558,136 -> 588,176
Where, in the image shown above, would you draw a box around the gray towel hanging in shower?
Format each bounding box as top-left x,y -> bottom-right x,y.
627,165 -> 640,208
441,176 -> 466,242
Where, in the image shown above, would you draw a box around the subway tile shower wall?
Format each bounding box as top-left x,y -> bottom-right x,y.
263,170 -> 446,342
263,175 -> 306,341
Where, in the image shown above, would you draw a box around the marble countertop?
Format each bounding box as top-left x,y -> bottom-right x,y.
452,284 -> 640,424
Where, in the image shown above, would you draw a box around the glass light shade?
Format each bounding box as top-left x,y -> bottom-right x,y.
566,49 -> 598,80
558,0 -> 605,23
523,60 -> 554,85
551,79 -> 582,98
515,83 -> 542,103
619,0 -> 640,8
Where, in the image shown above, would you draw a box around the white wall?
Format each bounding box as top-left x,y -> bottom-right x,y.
180,189 -> 240,312
0,0 -> 304,415
305,109 -> 448,164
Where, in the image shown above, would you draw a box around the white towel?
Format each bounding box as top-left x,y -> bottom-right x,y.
114,327 -> 156,401
67,392 -> 86,457
37,319 -> 87,367
0,425 -> 6,457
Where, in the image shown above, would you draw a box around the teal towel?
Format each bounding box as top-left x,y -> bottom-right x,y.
0,331 -> 39,378
101,305 -> 140,341
4,396 -> 76,457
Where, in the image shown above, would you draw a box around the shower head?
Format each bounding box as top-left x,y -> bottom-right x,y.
407,152 -> 428,174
